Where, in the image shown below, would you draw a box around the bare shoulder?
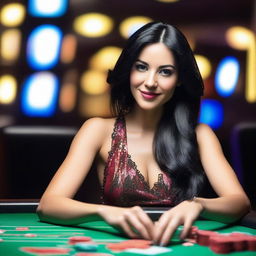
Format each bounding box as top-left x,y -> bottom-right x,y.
196,123 -> 215,138
196,123 -> 222,151
76,117 -> 115,144
81,117 -> 115,133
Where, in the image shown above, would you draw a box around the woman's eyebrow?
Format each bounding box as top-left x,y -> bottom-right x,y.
136,59 -> 176,70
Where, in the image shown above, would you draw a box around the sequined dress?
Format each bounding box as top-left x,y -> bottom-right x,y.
102,116 -> 174,207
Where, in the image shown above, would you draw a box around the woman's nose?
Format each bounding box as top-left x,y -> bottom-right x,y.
145,72 -> 157,88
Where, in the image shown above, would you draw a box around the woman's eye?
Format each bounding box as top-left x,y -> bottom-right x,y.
135,63 -> 147,72
159,69 -> 174,76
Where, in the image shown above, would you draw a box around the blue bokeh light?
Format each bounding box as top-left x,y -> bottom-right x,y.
28,0 -> 68,17
199,99 -> 224,129
21,72 -> 59,117
215,56 -> 240,97
27,24 -> 62,70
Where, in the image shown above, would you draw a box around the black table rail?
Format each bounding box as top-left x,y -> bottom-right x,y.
1,200 -> 255,229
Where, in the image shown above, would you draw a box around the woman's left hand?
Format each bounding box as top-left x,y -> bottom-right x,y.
153,199 -> 203,246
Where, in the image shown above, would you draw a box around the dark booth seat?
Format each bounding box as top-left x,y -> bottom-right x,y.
231,122 -> 256,209
0,125 -> 102,203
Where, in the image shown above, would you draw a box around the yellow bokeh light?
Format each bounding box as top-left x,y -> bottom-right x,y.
226,26 -> 256,102
119,16 -> 153,38
226,26 -> 254,50
0,3 -> 26,27
79,93 -> 111,118
73,13 -> 113,37
0,75 -> 17,104
195,55 -> 212,80
81,70 -> 108,95
89,46 -> 122,71
1,29 -> 21,62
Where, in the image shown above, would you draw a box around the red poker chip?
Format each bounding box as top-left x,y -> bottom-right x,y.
209,236 -> 233,254
231,236 -> 247,251
24,233 -> 37,237
21,247 -> 70,254
247,236 -> 256,251
196,230 -> 218,246
107,240 -> 151,251
16,227 -> 29,231
182,242 -> 194,246
69,236 -> 92,244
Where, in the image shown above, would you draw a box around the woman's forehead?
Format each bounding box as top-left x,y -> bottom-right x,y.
137,43 -> 176,65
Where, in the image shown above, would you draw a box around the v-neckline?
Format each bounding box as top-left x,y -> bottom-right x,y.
122,116 -> 162,191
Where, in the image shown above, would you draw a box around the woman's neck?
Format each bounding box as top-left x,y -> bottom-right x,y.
126,106 -> 163,132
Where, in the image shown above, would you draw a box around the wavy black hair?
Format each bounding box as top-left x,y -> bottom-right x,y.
107,22 -> 205,204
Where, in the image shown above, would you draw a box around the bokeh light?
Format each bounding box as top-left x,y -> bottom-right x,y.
199,99 -> 224,129
226,26 -> 254,50
0,3 -> 26,27
1,29 -> 21,62
215,56 -> 239,97
27,24 -> 62,70
89,46 -> 122,71
0,75 -> 17,104
21,72 -> 59,117
119,16 -> 153,38
60,34 -> 77,64
81,70 -> 108,95
195,55 -> 212,80
28,0 -> 68,17
73,13 -> 113,37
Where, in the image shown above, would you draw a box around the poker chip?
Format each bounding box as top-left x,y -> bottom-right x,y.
106,239 -> 152,251
182,242 -> 194,246
74,242 -> 98,252
209,235 -> 233,254
193,229 -> 256,254
24,233 -> 37,237
21,247 -> 70,254
196,230 -> 218,246
69,236 -> 92,245
16,227 -> 29,231
246,236 -> 256,251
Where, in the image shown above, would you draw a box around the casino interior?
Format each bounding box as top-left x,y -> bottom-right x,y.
0,0 -> 256,222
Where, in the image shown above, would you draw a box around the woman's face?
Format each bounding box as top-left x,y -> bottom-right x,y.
130,43 -> 178,112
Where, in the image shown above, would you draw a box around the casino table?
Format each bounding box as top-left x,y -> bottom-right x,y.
0,202 -> 256,256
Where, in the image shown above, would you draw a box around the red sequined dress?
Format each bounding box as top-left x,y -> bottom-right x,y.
102,116 -> 174,207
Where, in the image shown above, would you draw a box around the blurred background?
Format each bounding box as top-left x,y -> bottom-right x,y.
0,0 -> 255,205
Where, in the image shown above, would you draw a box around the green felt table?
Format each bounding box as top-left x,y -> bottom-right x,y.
0,213 -> 256,256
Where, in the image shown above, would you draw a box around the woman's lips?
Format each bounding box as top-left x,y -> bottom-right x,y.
140,90 -> 160,100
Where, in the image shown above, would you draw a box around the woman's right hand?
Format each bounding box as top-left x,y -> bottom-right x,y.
98,205 -> 154,240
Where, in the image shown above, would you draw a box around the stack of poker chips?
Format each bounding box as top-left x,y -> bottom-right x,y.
195,230 -> 256,254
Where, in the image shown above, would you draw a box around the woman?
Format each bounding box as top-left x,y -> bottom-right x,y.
37,22 -> 250,246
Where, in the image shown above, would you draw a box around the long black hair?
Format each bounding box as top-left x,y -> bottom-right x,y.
107,22 -> 205,204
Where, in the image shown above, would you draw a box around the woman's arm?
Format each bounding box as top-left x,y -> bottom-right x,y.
153,124 -> 250,246
37,118 -> 154,239
37,117 -> 109,223
193,123 -> 251,221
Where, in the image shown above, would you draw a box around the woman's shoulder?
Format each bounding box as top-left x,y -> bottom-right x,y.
195,123 -> 219,146
80,117 -> 116,136
196,123 -> 213,135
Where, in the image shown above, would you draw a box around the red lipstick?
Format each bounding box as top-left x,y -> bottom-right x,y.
140,90 -> 160,100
